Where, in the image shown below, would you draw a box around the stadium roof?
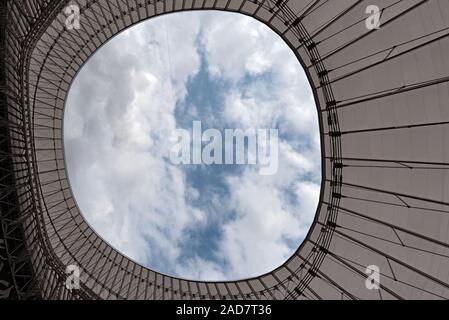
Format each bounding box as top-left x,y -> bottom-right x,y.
1,0 -> 449,299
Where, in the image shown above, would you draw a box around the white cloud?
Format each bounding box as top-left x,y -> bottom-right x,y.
175,257 -> 227,281
197,13 -> 320,278
65,11 -> 321,281
66,14 -> 204,269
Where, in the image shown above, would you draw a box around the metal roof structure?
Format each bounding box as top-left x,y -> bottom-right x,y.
1,0 -> 449,300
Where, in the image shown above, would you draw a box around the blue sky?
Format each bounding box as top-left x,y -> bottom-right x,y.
64,11 -> 321,281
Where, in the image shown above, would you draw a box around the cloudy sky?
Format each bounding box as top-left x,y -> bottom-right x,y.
64,11 -> 321,281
